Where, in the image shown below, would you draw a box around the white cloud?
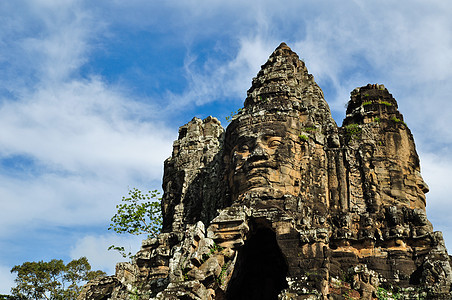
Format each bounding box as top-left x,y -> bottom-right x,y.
0,173 -> 120,235
70,234 -> 143,275
0,264 -> 15,294
0,80 -> 173,235
141,0 -> 452,118
20,7 -> 93,82
171,35 -> 276,107
0,79 -> 172,177
0,0 -> 174,238
420,151 -> 452,252
0,0 -> 102,94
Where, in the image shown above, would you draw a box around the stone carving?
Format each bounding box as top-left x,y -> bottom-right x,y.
79,43 -> 452,299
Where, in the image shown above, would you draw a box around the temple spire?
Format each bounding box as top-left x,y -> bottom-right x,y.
275,42 -> 291,51
243,42 -> 330,121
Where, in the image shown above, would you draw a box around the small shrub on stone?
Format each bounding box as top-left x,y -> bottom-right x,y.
225,108 -> 243,123
303,126 -> 317,132
376,286 -> 401,300
299,134 -> 309,141
379,101 -> 392,106
345,124 -> 362,140
391,116 -> 407,126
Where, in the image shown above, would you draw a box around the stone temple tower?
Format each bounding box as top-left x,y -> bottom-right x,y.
79,43 -> 452,299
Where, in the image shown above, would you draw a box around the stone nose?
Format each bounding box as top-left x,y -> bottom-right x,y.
250,143 -> 268,159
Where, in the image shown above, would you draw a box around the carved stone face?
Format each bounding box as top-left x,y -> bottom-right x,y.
226,115 -> 304,201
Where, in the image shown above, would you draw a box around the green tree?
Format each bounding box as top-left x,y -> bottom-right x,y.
62,257 -> 106,299
0,294 -> 22,299
10,257 -> 105,300
108,188 -> 162,258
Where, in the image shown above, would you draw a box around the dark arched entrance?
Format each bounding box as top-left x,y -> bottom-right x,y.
226,226 -> 288,300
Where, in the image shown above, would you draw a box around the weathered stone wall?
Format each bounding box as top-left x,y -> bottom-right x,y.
79,43 -> 452,300
161,116 -> 226,232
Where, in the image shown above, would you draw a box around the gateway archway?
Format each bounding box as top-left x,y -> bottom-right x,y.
226,226 -> 288,300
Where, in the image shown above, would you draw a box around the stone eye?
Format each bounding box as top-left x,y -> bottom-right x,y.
238,144 -> 249,152
268,139 -> 282,148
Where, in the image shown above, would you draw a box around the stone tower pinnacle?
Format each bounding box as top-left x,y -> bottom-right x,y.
245,42 -> 325,112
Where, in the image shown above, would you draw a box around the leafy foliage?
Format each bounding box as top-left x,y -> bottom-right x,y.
379,101 -> 392,106
299,134 -> 309,141
109,188 -> 162,237
10,257 -> 105,300
376,286 -> 401,300
345,123 -> 362,140
303,126 -> 317,132
225,108 -> 243,123
108,188 -> 163,258
63,257 -> 105,297
0,295 -> 18,300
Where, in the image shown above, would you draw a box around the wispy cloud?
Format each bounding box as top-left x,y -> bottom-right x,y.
70,234 -> 143,275
0,264 -> 15,294
169,36 -> 276,107
0,0 -> 100,93
0,0 -> 173,271
0,79 -> 172,176
420,151 -> 452,250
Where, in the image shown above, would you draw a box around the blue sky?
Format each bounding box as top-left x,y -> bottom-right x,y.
1,0 -> 452,293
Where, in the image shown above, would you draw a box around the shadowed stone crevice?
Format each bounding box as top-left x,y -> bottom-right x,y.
226,225 -> 288,300
161,116 -> 228,232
